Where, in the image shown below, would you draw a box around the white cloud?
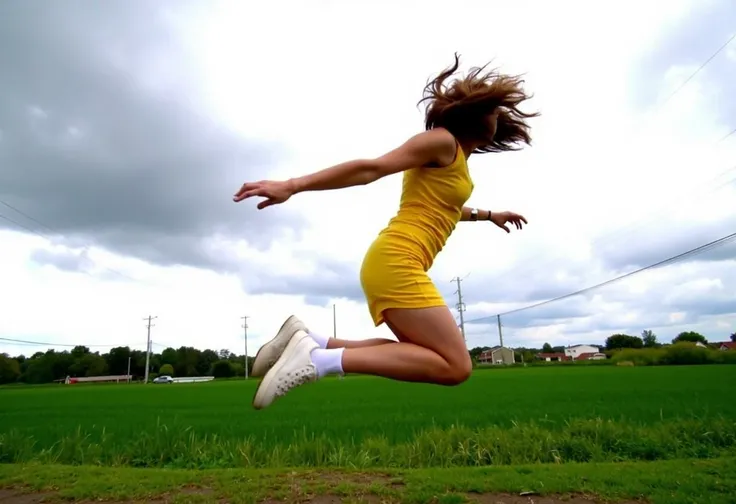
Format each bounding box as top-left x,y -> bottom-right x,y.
1,0 -> 735,360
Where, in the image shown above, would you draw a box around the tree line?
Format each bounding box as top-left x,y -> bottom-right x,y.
468,330 -> 735,364
0,345 -> 253,385
2,330 -> 734,385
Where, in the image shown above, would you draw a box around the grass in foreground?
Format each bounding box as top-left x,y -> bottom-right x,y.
2,366 -> 735,469
2,417 -> 736,469
4,366 -> 735,443
1,457 -> 735,503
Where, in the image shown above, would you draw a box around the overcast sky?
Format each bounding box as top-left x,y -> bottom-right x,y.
1,0 -> 734,358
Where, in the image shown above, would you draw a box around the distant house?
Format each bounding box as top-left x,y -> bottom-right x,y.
536,352 -> 569,362
718,342 -> 736,351
478,346 -> 515,365
65,375 -> 131,384
536,348 -> 606,362
564,345 -> 600,359
575,352 -> 607,361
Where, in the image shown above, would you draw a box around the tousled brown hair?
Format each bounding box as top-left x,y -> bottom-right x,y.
418,53 -> 539,154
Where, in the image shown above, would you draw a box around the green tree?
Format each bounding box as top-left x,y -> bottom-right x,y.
197,349 -> 219,375
542,342 -> 552,352
0,354 -> 21,384
22,353 -> 56,384
605,334 -> 643,350
175,346 -> 201,376
672,331 -> 707,345
82,353 -> 109,377
211,360 -> 235,378
105,346 -> 131,375
160,347 -> 177,367
730,332 -> 735,343
70,345 -> 90,358
641,329 -> 658,348
159,363 -> 174,376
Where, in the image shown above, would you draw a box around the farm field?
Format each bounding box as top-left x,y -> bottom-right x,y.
1,364 -> 735,471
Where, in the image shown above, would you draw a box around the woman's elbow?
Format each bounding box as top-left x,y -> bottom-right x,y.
354,161 -> 384,185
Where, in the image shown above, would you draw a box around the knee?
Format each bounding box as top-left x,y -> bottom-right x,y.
443,355 -> 472,386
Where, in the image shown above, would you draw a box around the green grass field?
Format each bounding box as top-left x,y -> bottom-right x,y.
2,365 -> 736,471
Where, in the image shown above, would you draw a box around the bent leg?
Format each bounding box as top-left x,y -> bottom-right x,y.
252,307 -> 470,409
326,337 -> 396,349
339,306 -> 471,385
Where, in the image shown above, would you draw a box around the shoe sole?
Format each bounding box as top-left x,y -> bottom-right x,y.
252,329 -> 309,410
251,315 -> 303,377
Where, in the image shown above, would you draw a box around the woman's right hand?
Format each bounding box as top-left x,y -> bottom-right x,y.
233,179 -> 295,209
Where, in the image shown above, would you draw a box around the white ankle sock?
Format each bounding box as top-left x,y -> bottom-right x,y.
311,348 -> 344,378
307,331 -> 330,349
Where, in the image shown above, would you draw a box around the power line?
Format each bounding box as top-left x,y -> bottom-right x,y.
0,201 -> 141,283
0,336 -> 114,348
656,32 -> 736,112
0,212 -> 42,236
466,231 -> 736,323
467,31 -> 736,289
0,200 -> 56,233
716,126 -> 736,146
467,163 -> 736,311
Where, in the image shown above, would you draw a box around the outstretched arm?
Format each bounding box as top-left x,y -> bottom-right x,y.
233,129 -> 457,209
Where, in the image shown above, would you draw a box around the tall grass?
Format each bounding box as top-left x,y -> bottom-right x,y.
3,365 -> 735,470
611,343 -> 736,366
1,417 -> 734,469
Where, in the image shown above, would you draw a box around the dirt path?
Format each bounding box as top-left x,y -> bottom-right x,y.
0,487 -> 636,504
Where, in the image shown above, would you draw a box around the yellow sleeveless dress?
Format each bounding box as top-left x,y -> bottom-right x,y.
359,142 -> 474,326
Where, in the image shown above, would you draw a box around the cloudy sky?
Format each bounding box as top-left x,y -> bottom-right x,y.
1,0 -> 734,358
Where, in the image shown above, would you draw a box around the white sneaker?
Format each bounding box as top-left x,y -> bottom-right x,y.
251,315 -> 308,378
252,330 -> 319,410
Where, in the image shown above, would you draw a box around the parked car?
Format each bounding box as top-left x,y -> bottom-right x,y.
152,375 -> 173,384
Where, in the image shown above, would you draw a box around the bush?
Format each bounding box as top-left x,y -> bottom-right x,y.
611,348 -> 662,366
211,360 -> 236,378
158,364 -> 174,376
611,342 -> 735,366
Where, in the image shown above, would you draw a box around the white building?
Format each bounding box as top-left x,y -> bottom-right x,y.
564,345 -> 600,359
477,346 -> 515,365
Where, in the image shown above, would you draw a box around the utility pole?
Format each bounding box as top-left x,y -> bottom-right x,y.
332,303 -> 337,339
127,356 -> 131,383
241,316 -> 249,379
143,315 -> 157,384
497,314 -> 504,348
451,277 -> 466,342
333,303 -> 345,380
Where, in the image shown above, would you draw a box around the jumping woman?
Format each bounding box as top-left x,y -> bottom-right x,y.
233,54 -> 538,409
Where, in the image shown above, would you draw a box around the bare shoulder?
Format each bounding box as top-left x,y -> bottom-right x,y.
400,128 -> 457,167
370,127 -> 458,177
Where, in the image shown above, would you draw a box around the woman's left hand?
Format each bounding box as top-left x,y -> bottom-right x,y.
233,180 -> 295,209
490,211 -> 527,233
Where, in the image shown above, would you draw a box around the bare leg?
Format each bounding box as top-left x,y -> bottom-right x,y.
340,306 -> 471,385
252,306 -> 472,409
326,337 -> 396,349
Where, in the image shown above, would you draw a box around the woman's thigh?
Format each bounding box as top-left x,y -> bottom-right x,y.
383,306 -> 469,368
